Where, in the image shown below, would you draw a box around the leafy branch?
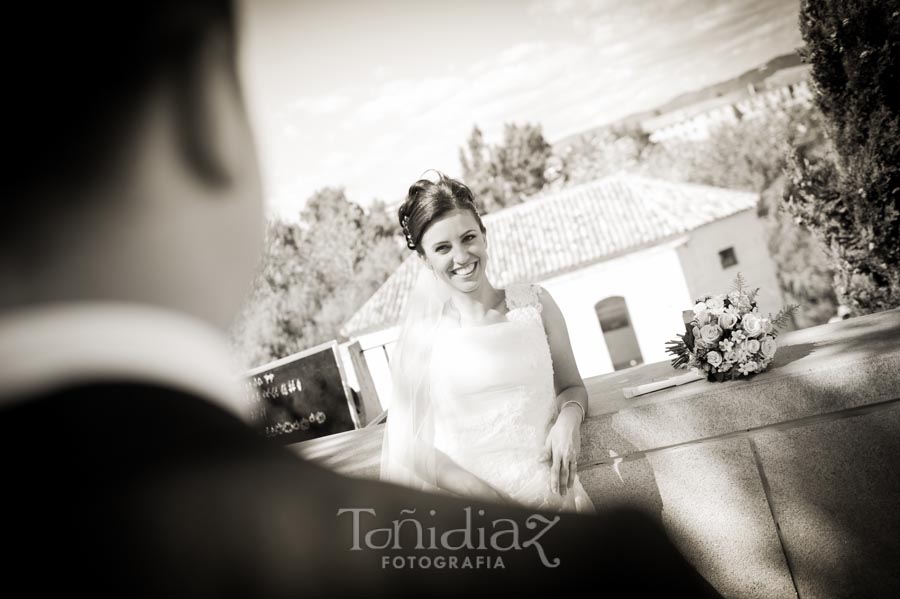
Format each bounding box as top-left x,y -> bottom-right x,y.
769,304 -> 799,332
665,335 -> 691,369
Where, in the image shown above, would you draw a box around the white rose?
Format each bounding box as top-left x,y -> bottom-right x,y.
693,301 -> 708,315
741,313 -> 763,337
706,351 -> 723,367
706,295 -> 726,311
718,312 -> 738,330
696,309 -> 712,325
700,324 -> 723,344
760,336 -> 777,358
742,339 -> 760,354
762,318 -> 774,335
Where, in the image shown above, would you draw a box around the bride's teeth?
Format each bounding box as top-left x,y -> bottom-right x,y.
454,263 -> 476,275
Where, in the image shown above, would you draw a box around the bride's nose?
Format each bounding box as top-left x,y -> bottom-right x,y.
452,245 -> 470,265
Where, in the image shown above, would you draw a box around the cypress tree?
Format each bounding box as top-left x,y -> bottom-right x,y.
784,0 -> 900,314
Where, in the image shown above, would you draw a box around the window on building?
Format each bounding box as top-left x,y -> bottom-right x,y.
595,297 -> 644,371
719,247 -> 738,269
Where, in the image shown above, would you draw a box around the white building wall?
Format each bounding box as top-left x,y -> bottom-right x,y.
675,209 -> 783,318
352,227 -> 779,409
539,239 -> 694,379
353,326 -> 400,412
353,241 -> 699,408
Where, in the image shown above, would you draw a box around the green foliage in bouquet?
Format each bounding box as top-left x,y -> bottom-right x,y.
666,274 -> 798,382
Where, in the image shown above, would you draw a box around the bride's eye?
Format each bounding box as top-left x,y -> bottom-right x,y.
463,234 -> 476,242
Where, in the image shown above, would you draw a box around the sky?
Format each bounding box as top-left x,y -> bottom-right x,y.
238,0 -> 803,219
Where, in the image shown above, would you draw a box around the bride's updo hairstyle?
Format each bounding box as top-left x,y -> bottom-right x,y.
398,171 -> 486,255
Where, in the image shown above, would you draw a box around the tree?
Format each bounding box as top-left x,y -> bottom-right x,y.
229,190 -> 405,368
783,0 -> 900,315
229,218 -> 307,367
556,125 -> 649,186
459,123 -> 553,213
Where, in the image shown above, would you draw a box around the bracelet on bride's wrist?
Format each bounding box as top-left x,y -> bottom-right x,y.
561,400 -> 585,424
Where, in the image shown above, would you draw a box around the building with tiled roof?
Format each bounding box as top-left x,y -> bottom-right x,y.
343,173 -> 782,410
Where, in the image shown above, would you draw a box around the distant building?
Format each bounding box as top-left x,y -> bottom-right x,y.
341,173 -> 782,411
645,76 -> 812,144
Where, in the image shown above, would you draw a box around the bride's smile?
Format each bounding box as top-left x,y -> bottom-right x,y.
451,261 -> 478,277
418,208 -> 489,294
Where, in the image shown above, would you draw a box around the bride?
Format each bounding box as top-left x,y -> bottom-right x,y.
380,171 -> 596,514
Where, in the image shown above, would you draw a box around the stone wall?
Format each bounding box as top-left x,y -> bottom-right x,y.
292,309 -> 900,598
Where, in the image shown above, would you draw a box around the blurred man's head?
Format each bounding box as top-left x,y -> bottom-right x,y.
3,2 -> 264,330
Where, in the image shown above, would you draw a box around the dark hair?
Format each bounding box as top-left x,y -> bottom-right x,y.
398,171 -> 486,254
6,2 -> 235,198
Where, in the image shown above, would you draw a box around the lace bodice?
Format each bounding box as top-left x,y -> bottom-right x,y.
429,283 -> 594,514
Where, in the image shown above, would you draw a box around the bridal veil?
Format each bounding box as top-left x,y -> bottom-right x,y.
379,263 -> 448,493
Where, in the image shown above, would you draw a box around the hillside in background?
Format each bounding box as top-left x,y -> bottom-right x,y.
554,52 -> 806,149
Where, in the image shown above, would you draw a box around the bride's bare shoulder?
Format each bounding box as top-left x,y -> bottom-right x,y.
534,286 -> 566,328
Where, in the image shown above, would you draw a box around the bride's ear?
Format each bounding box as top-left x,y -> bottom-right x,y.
417,253 -> 433,271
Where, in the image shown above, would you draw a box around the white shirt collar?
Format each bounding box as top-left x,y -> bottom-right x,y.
0,302 -> 251,420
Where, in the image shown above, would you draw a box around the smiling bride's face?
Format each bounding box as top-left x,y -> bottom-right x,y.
419,209 -> 488,294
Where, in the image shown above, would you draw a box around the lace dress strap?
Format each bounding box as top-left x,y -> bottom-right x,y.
505,282 -> 543,311
504,282 -> 544,324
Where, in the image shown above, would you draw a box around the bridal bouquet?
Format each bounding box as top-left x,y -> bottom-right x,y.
666,274 -> 797,382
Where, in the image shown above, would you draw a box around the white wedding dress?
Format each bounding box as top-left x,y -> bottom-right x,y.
429,282 -> 596,514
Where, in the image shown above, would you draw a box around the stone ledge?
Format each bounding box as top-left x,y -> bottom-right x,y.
292,309 -> 900,481
290,421 -> 383,479
580,308 -> 900,462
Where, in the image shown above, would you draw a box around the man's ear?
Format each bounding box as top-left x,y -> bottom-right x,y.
170,23 -> 247,188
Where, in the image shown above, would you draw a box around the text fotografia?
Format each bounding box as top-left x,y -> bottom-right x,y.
382,554 -> 504,570
336,507 -> 562,569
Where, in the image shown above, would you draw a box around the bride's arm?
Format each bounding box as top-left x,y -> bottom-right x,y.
537,286 -> 589,494
537,286 -> 589,419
